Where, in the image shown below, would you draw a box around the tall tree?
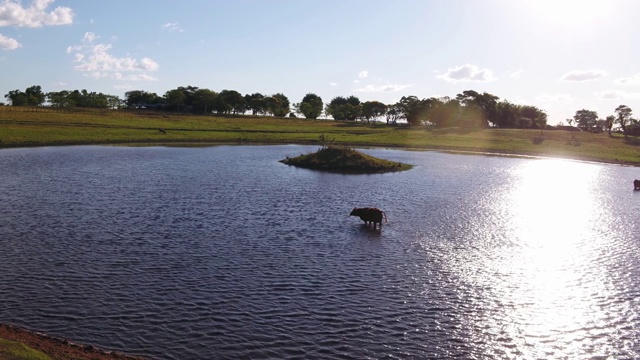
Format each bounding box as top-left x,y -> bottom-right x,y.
397,96 -> 429,125
295,93 -> 323,119
427,97 -> 460,127
326,96 -> 361,120
24,85 -> 46,106
494,100 -> 520,128
520,105 -> 547,129
385,103 -> 403,125
615,104 -> 633,133
47,90 -> 72,107
106,95 -> 122,109
84,91 -> 109,108
178,86 -> 199,109
456,90 -> 499,127
360,101 -> 387,123
604,115 -> 615,135
164,89 -> 187,111
217,90 -> 245,114
192,89 -> 218,113
574,109 -> 599,129
245,93 -> 266,115
67,90 -> 85,107
266,93 -> 290,117
125,90 -> 159,108
5,89 -> 28,106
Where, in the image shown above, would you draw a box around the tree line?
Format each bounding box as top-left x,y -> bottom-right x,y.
123,87 -> 550,129
2,84 -> 637,132
566,105 -> 637,135
4,85 -> 121,109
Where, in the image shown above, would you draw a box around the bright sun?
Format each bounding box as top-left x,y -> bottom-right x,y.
525,0 -> 613,26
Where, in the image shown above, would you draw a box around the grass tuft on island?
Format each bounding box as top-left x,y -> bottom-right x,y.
280,145 -> 413,174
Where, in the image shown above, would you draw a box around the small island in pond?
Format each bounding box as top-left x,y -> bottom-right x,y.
280,146 -> 413,174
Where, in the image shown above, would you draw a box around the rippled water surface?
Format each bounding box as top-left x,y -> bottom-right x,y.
1,145 -> 639,359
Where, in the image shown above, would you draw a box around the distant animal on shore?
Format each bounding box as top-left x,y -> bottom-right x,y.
159,128 -> 166,134
350,207 -> 387,229
634,179 -> 640,190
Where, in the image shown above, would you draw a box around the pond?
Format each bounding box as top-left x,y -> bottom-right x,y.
0,145 -> 639,359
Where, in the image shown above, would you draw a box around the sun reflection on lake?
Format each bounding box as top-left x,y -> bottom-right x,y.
509,158 -> 601,246
502,160 -> 609,356
450,159 -> 628,358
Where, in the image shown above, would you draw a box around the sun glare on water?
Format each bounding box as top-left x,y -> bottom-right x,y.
441,158 -> 622,357
491,159 -> 617,356
509,158 -> 599,247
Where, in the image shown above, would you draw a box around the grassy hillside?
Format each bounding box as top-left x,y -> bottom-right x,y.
1,106 -> 639,165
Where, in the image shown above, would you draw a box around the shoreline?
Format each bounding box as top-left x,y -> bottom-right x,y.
0,323 -> 150,359
1,109 -> 639,166
1,139 -> 638,167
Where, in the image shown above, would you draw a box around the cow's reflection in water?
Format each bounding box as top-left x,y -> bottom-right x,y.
350,207 -> 387,229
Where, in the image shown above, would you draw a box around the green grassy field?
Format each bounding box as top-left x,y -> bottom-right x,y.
1,106 -> 639,165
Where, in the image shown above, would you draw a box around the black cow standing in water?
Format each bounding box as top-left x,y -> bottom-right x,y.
350,207 -> 387,229
634,179 -> 640,190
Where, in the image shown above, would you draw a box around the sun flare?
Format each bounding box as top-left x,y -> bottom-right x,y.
525,0 -> 613,25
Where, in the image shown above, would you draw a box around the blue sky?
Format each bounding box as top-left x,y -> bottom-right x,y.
1,0 -> 640,124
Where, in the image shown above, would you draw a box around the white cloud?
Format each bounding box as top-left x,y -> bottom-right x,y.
83,32 -> 98,43
614,72 -> 640,86
139,57 -> 159,71
113,73 -> 158,81
0,0 -> 73,28
0,0 -> 72,50
559,69 -> 606,82
437,64 -> 495,83
358,70 -> 368,78
68,32 -> 159,81
162,22 -> 183,32
509,70 -> 523,79
595,90 -> 640,100
0,33 -> 21,50
330,82 -> 338,86
354,84 -> 412,93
